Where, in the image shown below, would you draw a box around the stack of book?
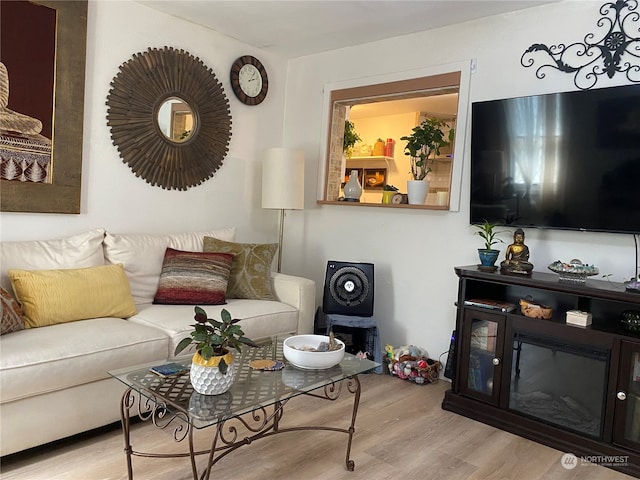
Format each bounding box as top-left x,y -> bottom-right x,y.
464,298 -> 516,312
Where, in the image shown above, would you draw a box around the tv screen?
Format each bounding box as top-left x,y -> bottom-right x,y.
470,84 -> 640,234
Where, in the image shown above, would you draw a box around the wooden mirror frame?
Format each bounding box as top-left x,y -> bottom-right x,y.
106,47 -> 232,190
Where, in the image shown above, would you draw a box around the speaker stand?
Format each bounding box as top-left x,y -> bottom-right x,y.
325,314 -> 382,374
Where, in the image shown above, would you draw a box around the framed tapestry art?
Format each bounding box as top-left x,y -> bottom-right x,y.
0,0 -> 88,214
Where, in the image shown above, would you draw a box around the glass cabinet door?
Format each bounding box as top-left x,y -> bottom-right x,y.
460,309 -> 504,405
614,341 -> 640,451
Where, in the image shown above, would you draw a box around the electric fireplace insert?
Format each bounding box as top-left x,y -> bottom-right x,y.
509,331 -> 610,439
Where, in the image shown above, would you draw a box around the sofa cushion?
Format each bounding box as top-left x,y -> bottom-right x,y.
203,237 -> 277,300
153,249 -> 235,305
0,286 -> 24,335
9,264 -> 137,328
103,228 -> 236,305
0,317 -> 169,403
0,228 -> 106,291
129,300 -> 298,357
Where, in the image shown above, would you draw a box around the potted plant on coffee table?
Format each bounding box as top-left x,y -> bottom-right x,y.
400,117 -> 452,205
175,306 -> 258,395
474,220 -> 506,271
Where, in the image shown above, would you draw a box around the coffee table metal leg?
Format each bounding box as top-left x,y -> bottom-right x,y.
344,375 -> 361,471
120,388 -> 135,480
188,428 -> 199,480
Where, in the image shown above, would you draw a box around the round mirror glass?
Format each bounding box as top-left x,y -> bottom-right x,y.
157,97 -> 196,143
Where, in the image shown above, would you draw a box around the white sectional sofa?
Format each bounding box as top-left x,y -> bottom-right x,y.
0,228 -> 315,456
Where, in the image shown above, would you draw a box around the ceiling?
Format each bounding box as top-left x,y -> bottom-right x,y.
139,0 -> 558,59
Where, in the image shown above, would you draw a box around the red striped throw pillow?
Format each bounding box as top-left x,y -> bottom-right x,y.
153,248 -> 235,305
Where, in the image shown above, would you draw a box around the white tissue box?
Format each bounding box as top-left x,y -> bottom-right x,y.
566,310 -> 592,327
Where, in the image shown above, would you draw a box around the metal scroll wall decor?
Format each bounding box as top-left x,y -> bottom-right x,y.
521,0 -> 640,90
106,47 -> 232,190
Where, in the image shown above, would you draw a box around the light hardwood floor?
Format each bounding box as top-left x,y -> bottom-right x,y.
1,374 -> 635,480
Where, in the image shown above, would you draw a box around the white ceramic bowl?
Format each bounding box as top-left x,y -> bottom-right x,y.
283,334 -> 345,370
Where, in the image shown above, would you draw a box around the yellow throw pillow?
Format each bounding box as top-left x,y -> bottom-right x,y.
203,237 -> 277,300
9,264 -> 137,328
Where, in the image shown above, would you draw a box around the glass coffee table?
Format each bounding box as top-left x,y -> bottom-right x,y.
109,337 -> 379,480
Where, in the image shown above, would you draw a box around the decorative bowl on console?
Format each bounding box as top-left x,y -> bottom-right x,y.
625,278 -> 640,293
548,259 -> 599,284
519,297 -> 553,319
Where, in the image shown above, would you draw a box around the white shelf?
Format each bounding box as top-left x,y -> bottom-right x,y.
347,156 -> 394,162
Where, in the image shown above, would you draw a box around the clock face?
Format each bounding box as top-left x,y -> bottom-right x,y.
230,56 -> 268,106
391,193 -> 405,204
238,64 -> 262,97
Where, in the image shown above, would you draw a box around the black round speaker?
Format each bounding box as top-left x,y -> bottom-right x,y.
329,266 -> 370,307
323,261 -> 374,317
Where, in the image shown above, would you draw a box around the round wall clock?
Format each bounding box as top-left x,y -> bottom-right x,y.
230,55 -> 269,105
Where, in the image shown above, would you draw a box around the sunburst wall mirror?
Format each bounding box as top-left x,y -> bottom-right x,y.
106,46 -> 232,190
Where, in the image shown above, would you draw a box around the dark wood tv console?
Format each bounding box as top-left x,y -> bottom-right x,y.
442,266 -> 640,477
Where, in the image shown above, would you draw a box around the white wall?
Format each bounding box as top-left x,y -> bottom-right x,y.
0,0 -> 289,244
283,1 -> 636,362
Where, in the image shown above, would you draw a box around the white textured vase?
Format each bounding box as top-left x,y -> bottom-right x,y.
190,351 -> 237,395
407,179 -> 429,205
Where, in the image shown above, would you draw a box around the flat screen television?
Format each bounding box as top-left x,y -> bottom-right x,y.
470,84 -> 640,234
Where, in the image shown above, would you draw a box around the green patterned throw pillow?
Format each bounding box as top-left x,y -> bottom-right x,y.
203,237 -> 277,300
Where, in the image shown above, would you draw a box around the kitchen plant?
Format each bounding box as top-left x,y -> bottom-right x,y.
343,120 -> 361,158
175,306 -> 258,395
474,220 -> 505,270
400,117 -> 453,205
400,117 -> 452,180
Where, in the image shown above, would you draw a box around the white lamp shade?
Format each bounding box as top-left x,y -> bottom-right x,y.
262,148 -> 305,210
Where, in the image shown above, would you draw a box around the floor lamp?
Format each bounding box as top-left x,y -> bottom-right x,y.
261,147 -> 305,273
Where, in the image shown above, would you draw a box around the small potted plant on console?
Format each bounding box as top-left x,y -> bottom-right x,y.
474,220 -> 505,271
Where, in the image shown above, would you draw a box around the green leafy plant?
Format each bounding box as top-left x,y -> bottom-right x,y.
383,184 -> 399,191
474,220 -> 506,251
174,306 -> 258,374
343,120 -> 361,154
400,117 -> 452,180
